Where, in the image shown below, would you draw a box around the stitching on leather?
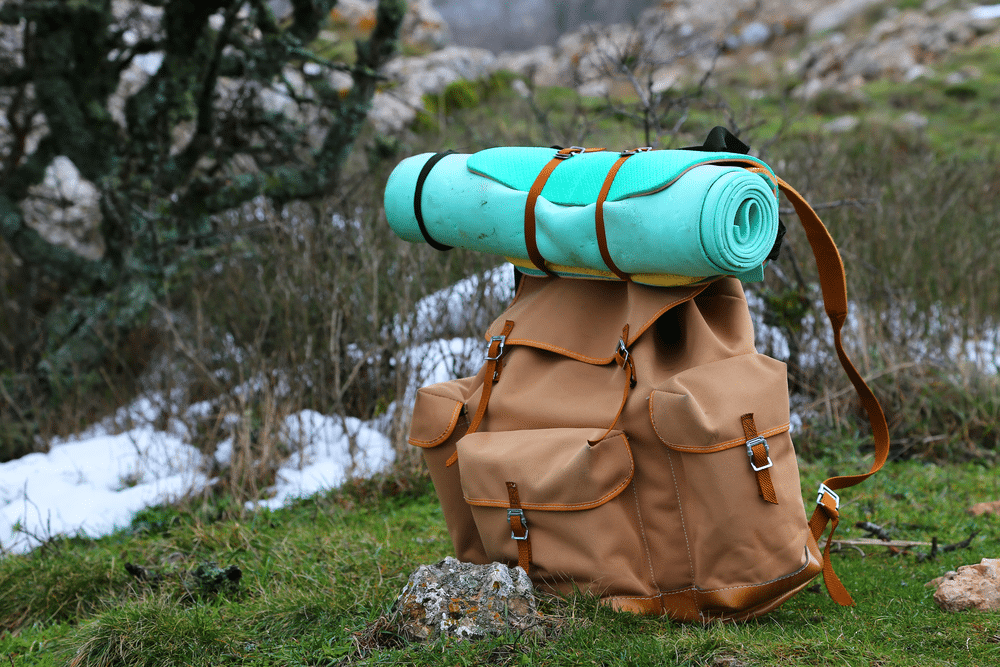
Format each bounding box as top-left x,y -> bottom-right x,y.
665,448 -> 696,597
631,482 -> 660,595
408,401 -> 463,447
654,423 -> 791,453
695,545 -> 815,593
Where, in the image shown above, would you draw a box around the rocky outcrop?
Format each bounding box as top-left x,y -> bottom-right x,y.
928,558 -> 1000,612
370,45 -> 496,132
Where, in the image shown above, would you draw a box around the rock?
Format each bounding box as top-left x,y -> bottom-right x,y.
928,559 -> 1000,612
824,115 -> 860,133
895,111 -> 928,131
970,5 -> 1000,22
967,500 -> 1000,516
809,0 -> 888,35
22,157 -> 104,260
392,557 -> 540,641
370,45 -> 496,132
402,0 -> 452,50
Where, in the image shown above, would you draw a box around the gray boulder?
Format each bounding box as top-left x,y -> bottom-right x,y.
393,557 -> 540,640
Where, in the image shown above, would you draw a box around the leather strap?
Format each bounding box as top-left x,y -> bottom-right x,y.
777,177 -> 891,607
506,481 -> 532,574
741,413 -> 778,505
595,149 -> 649,281
413,151 -> 455,251
593,325 -> 637,442
465,319 -> 515,436
524,147 -> 605,276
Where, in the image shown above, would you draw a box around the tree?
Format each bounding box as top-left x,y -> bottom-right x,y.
0,0 -> 406,418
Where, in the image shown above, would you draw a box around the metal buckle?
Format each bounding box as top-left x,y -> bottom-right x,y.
615,339 -> 630,367
485,335 -> 506,361
816,483 -> 841,509
507,509 -> 529,540
746,436 -> 773,471
620,146 -> 653,156
554,146 -> 586,159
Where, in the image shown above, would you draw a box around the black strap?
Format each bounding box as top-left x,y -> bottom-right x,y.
413,150 -> 455,251
685,126 -> 751,154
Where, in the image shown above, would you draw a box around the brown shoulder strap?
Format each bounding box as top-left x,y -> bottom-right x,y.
776,177 -> 891,607
524,147 -> 605,276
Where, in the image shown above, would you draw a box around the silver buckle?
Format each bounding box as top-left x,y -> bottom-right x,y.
507,509 -> 529,540
620,146 -> 652,156
485,335 -> 506,361
746,436 -> 773,471
616,339 -> 630,367
816,483 -> 840,509
554,146 -> 586,159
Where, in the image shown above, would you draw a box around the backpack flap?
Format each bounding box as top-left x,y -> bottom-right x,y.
457,428 -> 658,597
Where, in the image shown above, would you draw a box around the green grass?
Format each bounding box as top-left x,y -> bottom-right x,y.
2,460 -> 999,666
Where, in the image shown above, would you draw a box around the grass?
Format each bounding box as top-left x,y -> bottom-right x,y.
1,459 -> 999,666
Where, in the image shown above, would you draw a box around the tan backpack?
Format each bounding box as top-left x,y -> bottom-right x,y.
402,136 -> 890,622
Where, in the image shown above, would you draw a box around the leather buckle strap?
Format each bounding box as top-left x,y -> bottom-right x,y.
778,176 -> 890,608
595,148 -> 652,282
506,481 -> 532,574
524,146 -> 606,276
741,413 -> 778,505
464,320 -> 515,438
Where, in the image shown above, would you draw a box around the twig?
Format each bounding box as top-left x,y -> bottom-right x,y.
856,521 -> 892,541
917,531 -> 979,562
824,537 -> 932,549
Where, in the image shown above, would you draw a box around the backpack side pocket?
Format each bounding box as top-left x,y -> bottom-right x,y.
409,381 -> 488,564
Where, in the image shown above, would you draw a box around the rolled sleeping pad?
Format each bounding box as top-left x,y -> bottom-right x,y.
384,147 -> 780,285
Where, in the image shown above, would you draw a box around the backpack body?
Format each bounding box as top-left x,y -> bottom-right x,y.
408,274 -> 824,622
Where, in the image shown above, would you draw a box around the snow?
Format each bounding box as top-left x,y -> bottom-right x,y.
0,266 -> 513,556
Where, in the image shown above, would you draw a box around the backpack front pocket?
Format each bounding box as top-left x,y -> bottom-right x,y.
648,353 -> 821,610
457,427 -> 657,599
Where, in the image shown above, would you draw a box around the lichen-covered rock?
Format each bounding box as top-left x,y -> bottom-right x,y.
928,558 -> 1000,612
393,557 -> 539,640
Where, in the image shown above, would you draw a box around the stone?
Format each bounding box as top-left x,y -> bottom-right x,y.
402,0 -> 452,50
895,111 -> 928,131
392,557 -> 540,641
928,558 -> 1000,612
824,115 -> 860,133
809,0 -> 889,35
967,500 -> 1000,517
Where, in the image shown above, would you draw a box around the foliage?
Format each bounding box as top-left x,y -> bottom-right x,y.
0,0 -> 407,457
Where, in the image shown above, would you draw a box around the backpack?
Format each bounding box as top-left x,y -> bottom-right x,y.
390,129 -> 890,622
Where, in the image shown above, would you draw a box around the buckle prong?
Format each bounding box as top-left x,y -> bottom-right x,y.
615,339 -> 630,367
